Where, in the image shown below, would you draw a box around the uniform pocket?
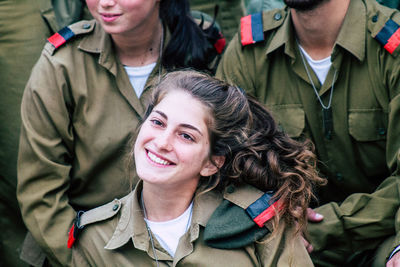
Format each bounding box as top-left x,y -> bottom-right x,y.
348,109 -> 387,141
267,105 -> 305,138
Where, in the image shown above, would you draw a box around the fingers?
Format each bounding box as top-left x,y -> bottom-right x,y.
307,208 -> 324,222
387,253 -> 400,267
301,235 -> 314,253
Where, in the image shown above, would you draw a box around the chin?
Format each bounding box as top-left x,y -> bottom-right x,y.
284,0 -> 327,10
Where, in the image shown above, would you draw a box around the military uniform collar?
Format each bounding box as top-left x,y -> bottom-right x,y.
75,20 -> 117,74
335,0 -> 366,61
104,181 -> 223,256
77,20 -> 172,76
265,0 -> 366,61
104,181 -> 146,251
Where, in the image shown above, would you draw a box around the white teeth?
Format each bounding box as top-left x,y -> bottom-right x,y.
147,151 -> 170,165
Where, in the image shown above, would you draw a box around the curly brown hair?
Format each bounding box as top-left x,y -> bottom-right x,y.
140,69 -> 325,238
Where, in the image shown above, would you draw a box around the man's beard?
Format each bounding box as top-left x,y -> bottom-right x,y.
284,0 -> 327,11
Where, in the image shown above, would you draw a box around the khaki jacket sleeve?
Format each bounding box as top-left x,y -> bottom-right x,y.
17,51 -> 76,266
308,175 -> 400,262
256,224 -> 314,267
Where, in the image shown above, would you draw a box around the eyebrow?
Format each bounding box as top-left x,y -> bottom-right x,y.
154,110 -> 204,136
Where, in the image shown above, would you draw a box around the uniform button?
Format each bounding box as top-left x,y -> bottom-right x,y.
336,172 -> 343,181
372,15 -> 378,23
112,204 -> 119,211
82,23 -> 91,29
226,185 -> 235,194
378,127 -> 386,136
274,13 -> 282,21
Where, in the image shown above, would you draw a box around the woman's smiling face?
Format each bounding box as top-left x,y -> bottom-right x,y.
86,0 -> 160,36
134,89 -> 217,190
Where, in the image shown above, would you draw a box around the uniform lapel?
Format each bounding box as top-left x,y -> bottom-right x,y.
114,62 -> 146,117
78,21 -> 151,118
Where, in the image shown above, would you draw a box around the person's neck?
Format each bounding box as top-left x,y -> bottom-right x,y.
141,181 -> 198,222
291,0 -> 350,60
112,20 -> 163,67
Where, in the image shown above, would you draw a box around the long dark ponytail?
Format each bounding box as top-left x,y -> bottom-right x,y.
159,0 -> 224,73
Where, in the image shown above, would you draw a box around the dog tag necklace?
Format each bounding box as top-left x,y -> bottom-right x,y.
298,46 -> 337,140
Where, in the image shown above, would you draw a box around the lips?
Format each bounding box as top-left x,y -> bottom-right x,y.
146,150 -> 174,166
100,13 -> 121,23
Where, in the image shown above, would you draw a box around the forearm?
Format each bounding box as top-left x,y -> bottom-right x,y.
308,176 -> 400,256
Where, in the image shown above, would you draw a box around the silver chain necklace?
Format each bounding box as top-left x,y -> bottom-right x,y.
298,44 -> 337,139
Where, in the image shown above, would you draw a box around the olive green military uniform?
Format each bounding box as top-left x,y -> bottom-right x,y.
0,1 -> 90,266
72,181 -> 313,266
216,0 -> 400,265
17,19 -> 171,266
245,0 -> 399,16
190,0 -> 246,42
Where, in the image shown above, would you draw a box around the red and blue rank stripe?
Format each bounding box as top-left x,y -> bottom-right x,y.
47,26 -> 75,49
240,13 -> 265,46
245,192 -> 283,227
375,19 -> 400,54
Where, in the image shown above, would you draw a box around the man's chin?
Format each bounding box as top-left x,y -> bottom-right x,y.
284,0 -> 327,11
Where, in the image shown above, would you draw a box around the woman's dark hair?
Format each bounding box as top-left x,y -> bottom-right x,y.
159,0 -> 223,73
142,70 -> 326,238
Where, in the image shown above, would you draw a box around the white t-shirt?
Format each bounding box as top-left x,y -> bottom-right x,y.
124,62 -> 156,98
144,202 -> 193,257
298,45 -> 332,85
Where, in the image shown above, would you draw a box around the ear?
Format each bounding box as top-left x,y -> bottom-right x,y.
200,156 -> 225,177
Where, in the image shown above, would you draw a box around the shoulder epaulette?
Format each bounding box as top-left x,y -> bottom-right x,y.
204,185 -> 283,249
47,26 -> 75,49
245,192 -> 283,227
46,20 -> 95,54
374,19 -> 400,54
240,13 -> 265,46
67,197 -> 126,248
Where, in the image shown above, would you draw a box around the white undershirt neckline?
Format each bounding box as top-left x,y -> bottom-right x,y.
144,201 -> 193,257
124,62 -> 156,98
298,45 -> 332,85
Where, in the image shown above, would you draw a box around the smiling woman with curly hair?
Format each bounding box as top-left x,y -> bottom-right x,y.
71,70 -> 325,267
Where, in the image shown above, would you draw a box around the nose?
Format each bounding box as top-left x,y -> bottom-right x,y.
99,0 -> 116,7
154,131 -> 173,151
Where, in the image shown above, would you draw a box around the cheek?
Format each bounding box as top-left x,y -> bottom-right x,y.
133,127 -> 148,157
181,146 -> 210,166
85,0 -> 96,10
120,0 -> 146,11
